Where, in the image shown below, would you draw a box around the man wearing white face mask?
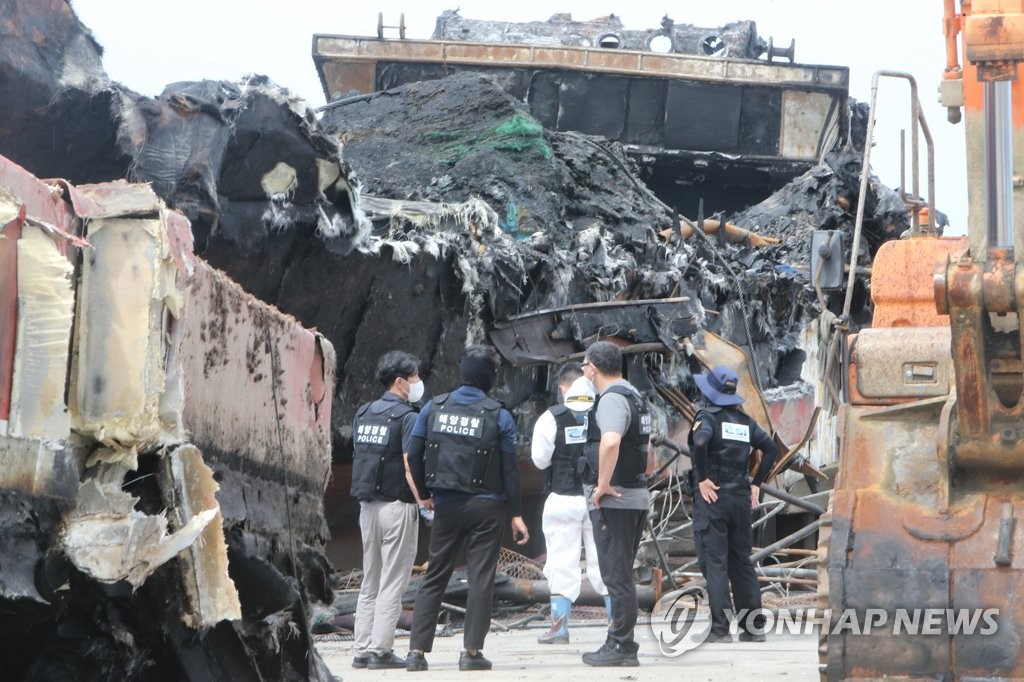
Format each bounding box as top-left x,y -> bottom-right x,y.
350,351 -> 427,670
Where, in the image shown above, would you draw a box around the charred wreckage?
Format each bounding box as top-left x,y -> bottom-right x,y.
0,2 -> 922,678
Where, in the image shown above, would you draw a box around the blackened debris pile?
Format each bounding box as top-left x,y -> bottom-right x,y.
120,77 -> 367,260
325,71 -> 673,245
732,146 -> 910,266
320,71 -> 903,395
0,0 -> 130,183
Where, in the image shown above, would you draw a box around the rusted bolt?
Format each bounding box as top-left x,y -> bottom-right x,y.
1002,428 -> 1016,443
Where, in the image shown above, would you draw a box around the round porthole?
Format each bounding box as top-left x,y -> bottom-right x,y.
699,34 -> 728,58
647,32 -> 675,54
597,32 -> 622,49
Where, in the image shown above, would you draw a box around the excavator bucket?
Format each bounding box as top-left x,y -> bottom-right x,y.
819,234 -> 1024,679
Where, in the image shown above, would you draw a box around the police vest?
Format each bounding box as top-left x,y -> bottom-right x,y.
350,399 -> 417,503
581,384 -> 652,488
692,406 -> 755,485
545,405 -> 587,496
424,392 -> 503,495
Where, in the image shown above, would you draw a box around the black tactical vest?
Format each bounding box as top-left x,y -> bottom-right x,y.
424,392 -> 503,495
350,399 -> 416,503
545,405 -> 587,496
692,406 -> 755,485
581,384 -> 652,488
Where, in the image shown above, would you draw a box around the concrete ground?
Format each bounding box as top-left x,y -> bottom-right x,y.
317,617 -> 819,681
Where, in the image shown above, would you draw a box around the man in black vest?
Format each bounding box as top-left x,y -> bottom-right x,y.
350,351 -> 426,670
689,364 -> 779,643
531,366 -> 609,644
580,341 -> 651,667
404,345 -> 529,672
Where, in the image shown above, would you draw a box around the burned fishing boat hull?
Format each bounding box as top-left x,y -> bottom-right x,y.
0,155 -> 336,681
313,21 -> 848,216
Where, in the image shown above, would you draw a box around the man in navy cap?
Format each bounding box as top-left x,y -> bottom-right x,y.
688,365 -> 779,643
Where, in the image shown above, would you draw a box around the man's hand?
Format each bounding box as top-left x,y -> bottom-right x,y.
419,496 -> 435,511
750,484 -> 760,510
511,516 -> 530,545
591,483 -> 621,509
699,478 -> 719,504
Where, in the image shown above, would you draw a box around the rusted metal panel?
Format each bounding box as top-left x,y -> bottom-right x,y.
0,158 -> 80,245
179,260 -> 335,535
952,567 -> 1024,676
871,236 -> 961,328
0,154 -> 336,676
822,389 -> 1024,679
320,61 -> 376,99
852,327 -> 954,399
313,35 -> 849,93
836,404 -> 946,495
780,91 -> 833,159
531,47 -> 588,67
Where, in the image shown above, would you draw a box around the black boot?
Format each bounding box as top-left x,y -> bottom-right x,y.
459,650 -> 493,671
582,638 -> 639,667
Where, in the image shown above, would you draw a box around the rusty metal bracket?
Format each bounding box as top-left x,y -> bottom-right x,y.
901,495 -> 987,542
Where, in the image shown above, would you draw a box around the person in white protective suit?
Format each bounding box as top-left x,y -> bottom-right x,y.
530,366 -> 610,643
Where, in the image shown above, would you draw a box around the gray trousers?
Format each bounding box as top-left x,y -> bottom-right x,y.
354,499 -> 419,655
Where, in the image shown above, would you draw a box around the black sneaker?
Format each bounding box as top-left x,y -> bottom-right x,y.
459,650 -> 493,671
581,640 -> 639,667
739,632 -> 766,643
352,655 -> 369,669
368,650 -> 406,669
704,632 -> 733,644
406,651 -> 429,672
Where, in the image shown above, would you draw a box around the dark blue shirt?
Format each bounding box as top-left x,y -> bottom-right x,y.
408,385 -> 522,515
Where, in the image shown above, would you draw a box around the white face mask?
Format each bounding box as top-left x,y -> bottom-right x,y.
407,379 -> 425,403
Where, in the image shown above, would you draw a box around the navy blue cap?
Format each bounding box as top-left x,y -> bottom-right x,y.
694,365 -> 745,406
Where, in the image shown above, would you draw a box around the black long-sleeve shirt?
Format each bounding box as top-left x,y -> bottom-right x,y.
690,406 -> 779,486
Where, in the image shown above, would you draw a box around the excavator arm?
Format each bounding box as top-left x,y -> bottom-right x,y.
819,3 -> 1024,680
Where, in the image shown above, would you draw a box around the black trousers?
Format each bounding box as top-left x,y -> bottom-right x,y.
693,491 -> 762,636
410,497 -> 505,652
589,506 -> 647,649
